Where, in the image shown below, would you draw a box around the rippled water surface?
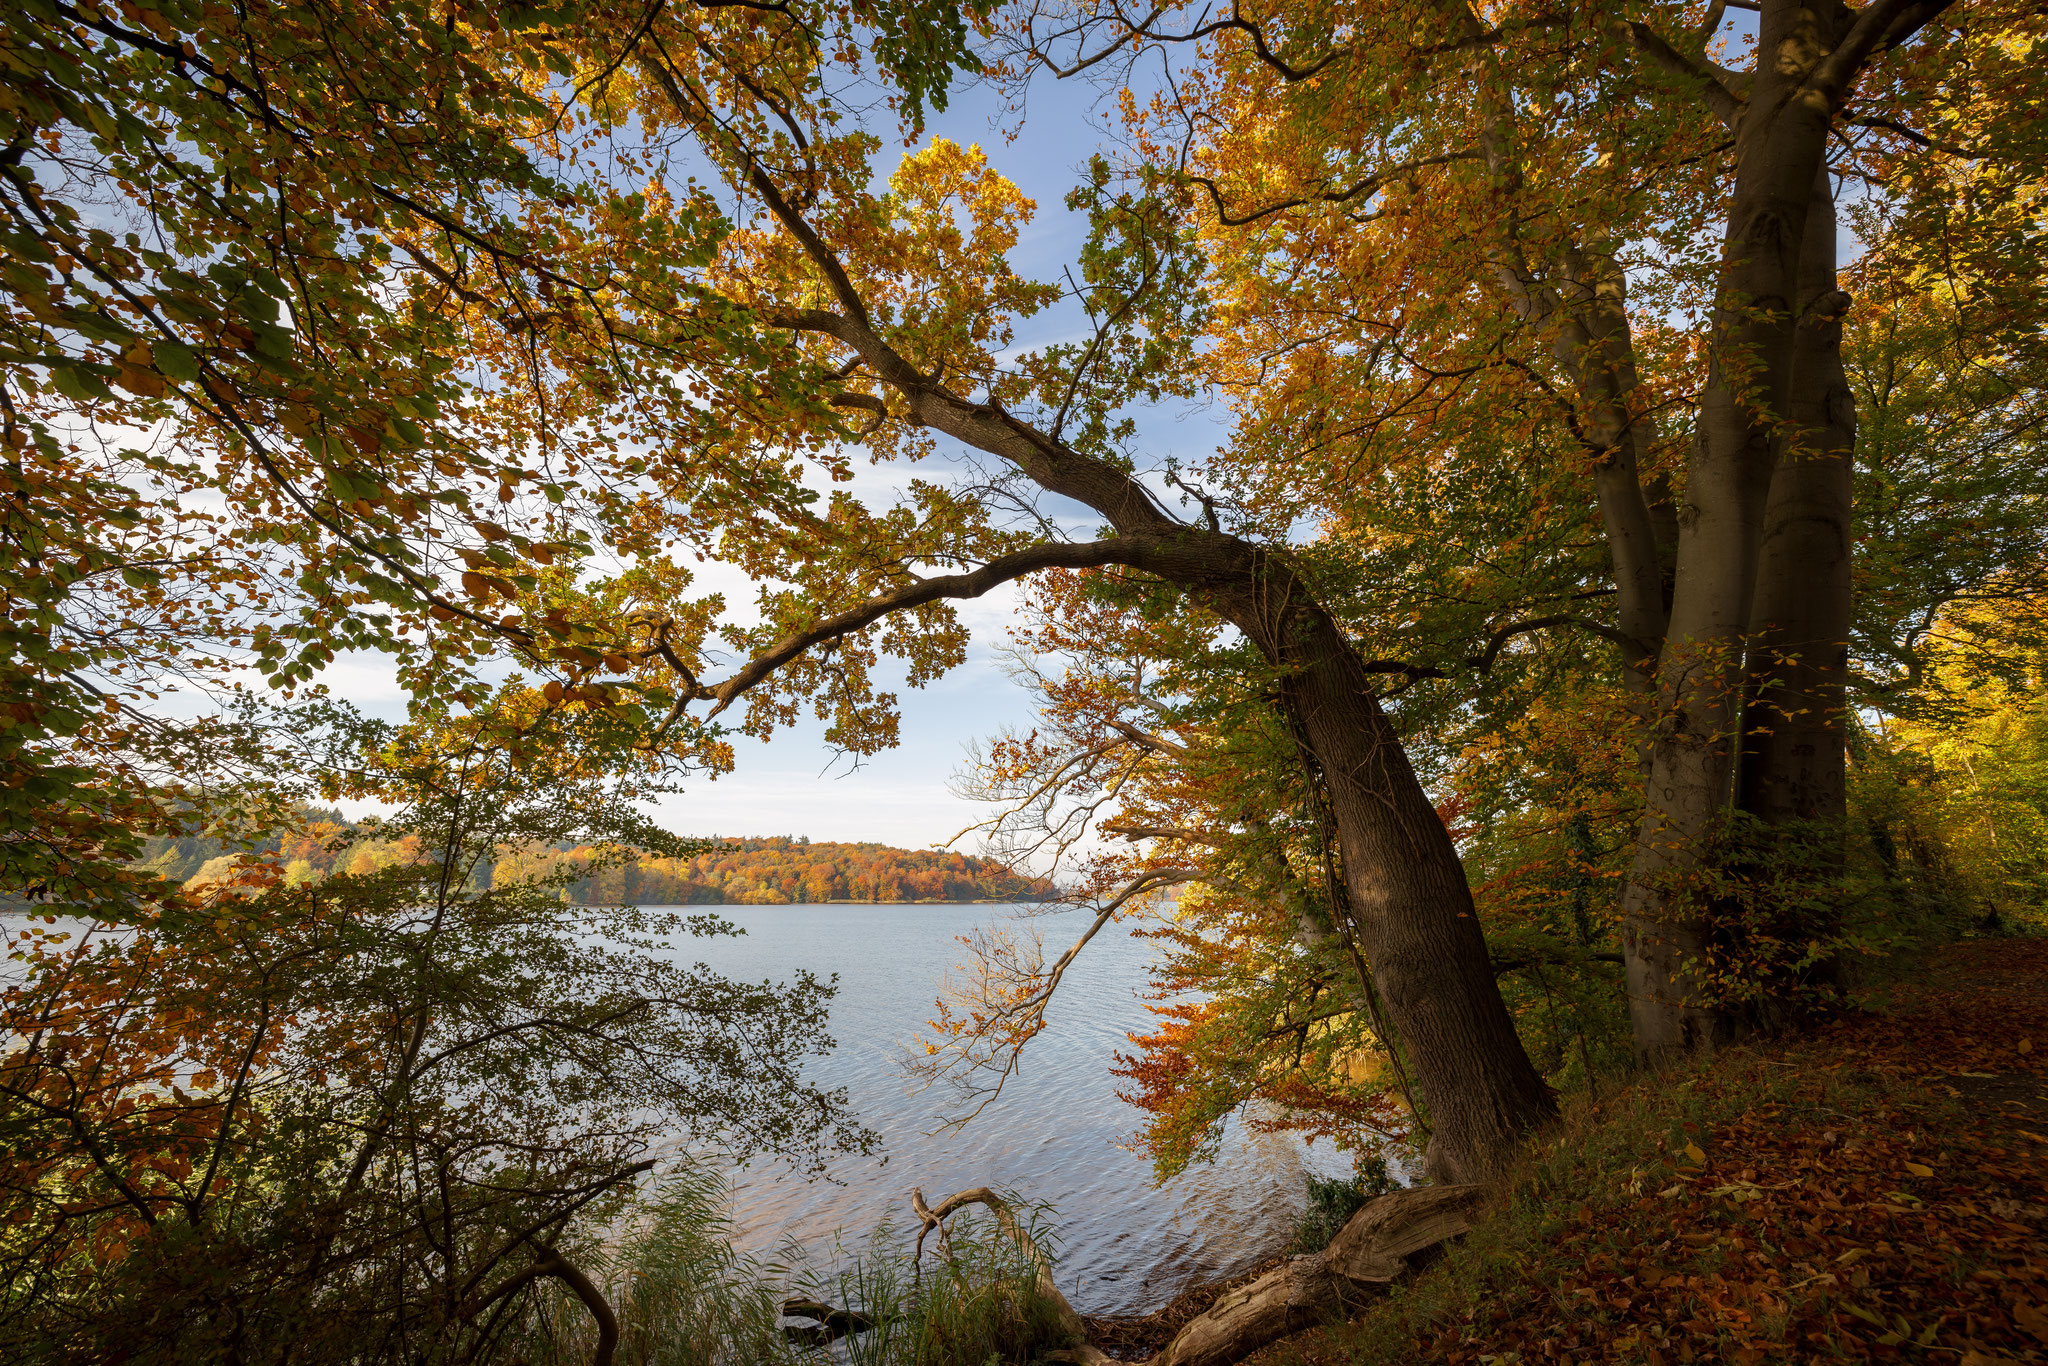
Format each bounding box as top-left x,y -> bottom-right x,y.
657,903 -> 1338,1315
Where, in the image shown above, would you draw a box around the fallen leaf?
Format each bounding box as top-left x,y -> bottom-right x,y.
2014,1300 -> 2048,1344
1904,1161 -> 1935,1178
1685,1142 -> 1707,1165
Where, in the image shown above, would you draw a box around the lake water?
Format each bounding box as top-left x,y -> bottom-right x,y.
659,903 -> 1344,1316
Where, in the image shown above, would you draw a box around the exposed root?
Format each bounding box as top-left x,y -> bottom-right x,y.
912,1183 -> 1488,1366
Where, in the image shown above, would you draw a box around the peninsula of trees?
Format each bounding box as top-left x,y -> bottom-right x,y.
142,823 -> 1053,906
500,836 -> 1055,905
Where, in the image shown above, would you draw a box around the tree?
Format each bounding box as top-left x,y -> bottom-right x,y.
0,693 -> 867,1362
1011,0 -> 2044,1057
2,0 -> 1009,922
4,0 -> 1561,1178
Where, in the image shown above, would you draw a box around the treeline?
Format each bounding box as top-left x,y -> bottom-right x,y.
138,823 -> 1051,905
137,809 -> 354,887
496,836 -> 1053,905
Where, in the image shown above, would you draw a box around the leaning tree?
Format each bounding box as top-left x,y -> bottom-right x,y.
5,0 -> 1558,1180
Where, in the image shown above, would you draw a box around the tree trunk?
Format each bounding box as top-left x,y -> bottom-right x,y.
1726,165 -> 1857,1010
751,184 -> 1558,1184
1207,575 -> 1556,1183
1619,0 -> 1843,1065
1740,165 -> 1855,832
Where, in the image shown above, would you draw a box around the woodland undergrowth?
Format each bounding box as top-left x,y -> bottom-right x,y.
1244,938 -> 2048,1366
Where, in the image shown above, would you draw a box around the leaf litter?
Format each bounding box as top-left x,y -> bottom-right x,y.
1249,939 -> 2048,1365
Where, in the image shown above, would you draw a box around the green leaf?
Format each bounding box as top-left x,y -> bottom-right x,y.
154,341 -> 200,383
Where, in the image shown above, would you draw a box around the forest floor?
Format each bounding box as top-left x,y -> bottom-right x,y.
1243,937 -> 2048,1366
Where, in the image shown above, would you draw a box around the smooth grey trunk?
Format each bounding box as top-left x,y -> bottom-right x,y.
1740,165 -> 1855,831
1619,0 -> 1844,1065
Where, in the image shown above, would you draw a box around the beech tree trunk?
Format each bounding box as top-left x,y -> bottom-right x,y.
1619,0 -> 1845,1065
1224,586 -> 1556,1183
1740,166 -> 1855,832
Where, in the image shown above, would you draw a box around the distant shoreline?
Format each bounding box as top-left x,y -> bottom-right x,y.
609,898 -> 1056,908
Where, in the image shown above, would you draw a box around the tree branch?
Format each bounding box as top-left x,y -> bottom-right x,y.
1620,20 -> 1744,128
697,538 -> 1161,718
1808,0 -> 1955,105
1103,717 -> 1189,756
1847,115 -> 1979,158
1102,823 -> 1227,844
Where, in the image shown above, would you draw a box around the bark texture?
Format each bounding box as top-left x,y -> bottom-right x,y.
1619,0 -> 1858,1065
1250,602 -> 1557,1183
1740,166 -> 1855,831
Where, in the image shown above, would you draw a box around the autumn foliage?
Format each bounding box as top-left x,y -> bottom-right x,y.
497,836 -> 1054,907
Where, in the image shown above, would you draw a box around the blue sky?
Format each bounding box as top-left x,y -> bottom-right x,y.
658,70 -> 1231,852
307,63 -> 1231,855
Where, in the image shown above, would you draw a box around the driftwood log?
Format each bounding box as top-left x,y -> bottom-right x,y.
898,1183 -> 1488,1366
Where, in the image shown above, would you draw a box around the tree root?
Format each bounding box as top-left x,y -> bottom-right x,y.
912,1183 -> 1488,1366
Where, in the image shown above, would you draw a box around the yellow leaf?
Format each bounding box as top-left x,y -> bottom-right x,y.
1684,1142 -> 1706,1165
2020,1038 -> 2034,1055
1903,1161 -> 1934,1178
116,365 -> 166,398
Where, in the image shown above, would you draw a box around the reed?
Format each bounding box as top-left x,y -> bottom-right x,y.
510,1171 -> 1069,1366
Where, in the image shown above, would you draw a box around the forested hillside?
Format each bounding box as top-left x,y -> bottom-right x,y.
497,836 -> 1053,905
136,823 -> 1051,906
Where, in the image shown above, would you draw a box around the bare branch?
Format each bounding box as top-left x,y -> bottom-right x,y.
907,870 -> 1196,1131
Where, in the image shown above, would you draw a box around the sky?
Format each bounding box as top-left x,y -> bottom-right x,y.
169,16 -> 1795,858
618,71 -> 1228,851
316,60 -> 1233,855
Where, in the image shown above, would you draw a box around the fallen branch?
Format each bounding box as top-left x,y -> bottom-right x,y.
911,1186 -> 1106,1360
911,1182 -> 1488,1366
780,1296 -> 880,1346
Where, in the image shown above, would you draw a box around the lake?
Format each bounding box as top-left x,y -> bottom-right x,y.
660,903 -> 1345,1316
